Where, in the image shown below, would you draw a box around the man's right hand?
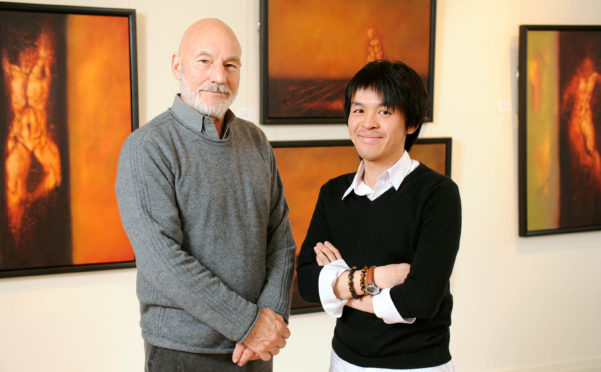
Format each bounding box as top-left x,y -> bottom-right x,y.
238,308 -> 290,365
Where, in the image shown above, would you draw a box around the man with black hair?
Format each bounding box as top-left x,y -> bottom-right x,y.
297,59 -> 461,371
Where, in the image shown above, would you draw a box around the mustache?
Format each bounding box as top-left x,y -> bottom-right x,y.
198,84 -> 231,95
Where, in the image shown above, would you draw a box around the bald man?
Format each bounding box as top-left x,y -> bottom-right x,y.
116,19 -> 295,371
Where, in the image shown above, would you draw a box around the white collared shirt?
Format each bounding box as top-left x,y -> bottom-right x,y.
330,350 -> 455,372
319,151 -> 420,324
341,150 -> 419,201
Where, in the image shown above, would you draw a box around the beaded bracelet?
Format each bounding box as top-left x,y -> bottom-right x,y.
359,266 -> 368,294
348,266 -> 363,299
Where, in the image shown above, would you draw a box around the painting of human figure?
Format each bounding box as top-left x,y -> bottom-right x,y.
520,26 -> 601,235
0,5 -> 137,276
261,0 -> 435,123
0,12 -> 71,271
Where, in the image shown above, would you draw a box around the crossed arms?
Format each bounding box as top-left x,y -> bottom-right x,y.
296,175 -> 462,323
314,241 -> 410,314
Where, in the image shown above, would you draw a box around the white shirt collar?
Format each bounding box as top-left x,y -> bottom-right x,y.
342,151 -> 419,200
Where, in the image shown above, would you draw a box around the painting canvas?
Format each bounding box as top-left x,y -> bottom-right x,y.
519,25 -> 601,236
272,138 -> 451,313
0,3 -> 138,277
260,0 -> 436,124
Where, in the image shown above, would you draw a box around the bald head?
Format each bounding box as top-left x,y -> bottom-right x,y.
171,18 -> 242,131
177,18 -> 241,58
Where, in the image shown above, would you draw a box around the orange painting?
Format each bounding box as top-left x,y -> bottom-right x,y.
261,0 -> 435,123
67,15 -> 133,265
519,26 -> 601,236
0,5 -> 136,277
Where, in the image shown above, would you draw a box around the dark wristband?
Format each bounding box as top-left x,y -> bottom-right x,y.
348,266 -> 363,299
359,266 -> 368,294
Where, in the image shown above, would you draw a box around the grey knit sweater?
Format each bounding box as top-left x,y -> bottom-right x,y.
115,95 -> 295,353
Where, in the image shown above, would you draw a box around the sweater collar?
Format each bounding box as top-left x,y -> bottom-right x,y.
170,94 -> 233,141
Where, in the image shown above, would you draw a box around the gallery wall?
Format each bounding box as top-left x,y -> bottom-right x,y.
0,0 -> 600,371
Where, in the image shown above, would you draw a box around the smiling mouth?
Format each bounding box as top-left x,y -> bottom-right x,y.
357,133 -> 383,142
200,90 -> 228,96
198,84 -> 231,95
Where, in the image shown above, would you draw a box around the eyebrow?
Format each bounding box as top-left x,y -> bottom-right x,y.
351,100 -> 385,106
195,50 -> 241,64
226,56 -> 242,64
194,50 -> 212,58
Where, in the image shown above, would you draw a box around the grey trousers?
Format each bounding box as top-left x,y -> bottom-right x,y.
144,342 -> 273,372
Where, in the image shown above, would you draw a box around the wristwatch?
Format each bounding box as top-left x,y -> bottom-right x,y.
364,266 -> 380,295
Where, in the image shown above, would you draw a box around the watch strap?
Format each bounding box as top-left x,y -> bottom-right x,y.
366,266 -> 377,288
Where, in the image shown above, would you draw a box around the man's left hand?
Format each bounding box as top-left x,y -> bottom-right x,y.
314,241 -> 342,266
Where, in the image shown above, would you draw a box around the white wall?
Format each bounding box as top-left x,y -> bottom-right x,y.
1,1 -> 600,371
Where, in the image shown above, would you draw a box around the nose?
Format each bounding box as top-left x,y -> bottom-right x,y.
210,63 -> 226,84
362,111 -> 378,129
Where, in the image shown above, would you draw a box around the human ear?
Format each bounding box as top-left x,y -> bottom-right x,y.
171,53 -> 182,80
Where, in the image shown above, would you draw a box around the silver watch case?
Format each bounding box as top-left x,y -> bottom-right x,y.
365,283 -> 380,295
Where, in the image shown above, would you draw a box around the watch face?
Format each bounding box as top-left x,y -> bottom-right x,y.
366,283 -> 380,295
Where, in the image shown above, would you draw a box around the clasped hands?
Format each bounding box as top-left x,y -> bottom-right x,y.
232,307 -> 290,367
314,241 -> 410,312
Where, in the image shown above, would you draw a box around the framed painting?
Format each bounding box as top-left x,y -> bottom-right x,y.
518,25 -> 601,236
272,137 -> 451,313
0,2 -> 138,277
260,0 -> 436,124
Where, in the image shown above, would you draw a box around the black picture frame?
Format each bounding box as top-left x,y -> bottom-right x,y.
272,138 -> 451,313
0,2 -> 139,277
260,0 -> 436,125
518,25 -> 601,236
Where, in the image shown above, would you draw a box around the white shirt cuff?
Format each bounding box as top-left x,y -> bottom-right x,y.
372,288 -> 416,324
318,259 -> 350,318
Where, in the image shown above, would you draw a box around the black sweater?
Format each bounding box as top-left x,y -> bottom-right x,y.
297,164 -> 461,369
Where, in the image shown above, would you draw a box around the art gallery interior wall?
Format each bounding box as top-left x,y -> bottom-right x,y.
0,0 -> 600,371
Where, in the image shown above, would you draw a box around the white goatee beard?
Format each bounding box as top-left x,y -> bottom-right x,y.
180,69 -> 236,119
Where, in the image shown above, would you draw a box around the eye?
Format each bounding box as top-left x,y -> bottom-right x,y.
225,63 -> 240,70
379,109 -> 392,115
352,108 -> 364,114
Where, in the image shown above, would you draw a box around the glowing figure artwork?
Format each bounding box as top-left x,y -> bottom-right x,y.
561,57 -> 601,192
2,30 -> 62,241
366,27 -> 384,62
